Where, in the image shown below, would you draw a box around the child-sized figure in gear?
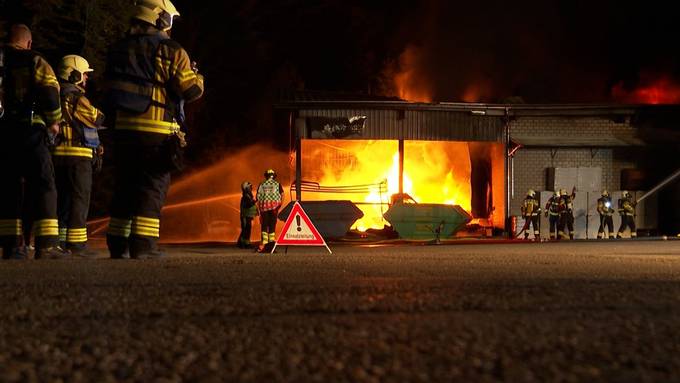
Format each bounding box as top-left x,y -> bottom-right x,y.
238,181 -> 257,248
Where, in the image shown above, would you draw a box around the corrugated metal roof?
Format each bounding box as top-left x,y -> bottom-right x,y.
298,108 -> 504,142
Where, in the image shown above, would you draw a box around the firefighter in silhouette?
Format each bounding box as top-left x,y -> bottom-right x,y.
256,169 -> 283,253
557,187 -> 576,240
617,191 -> 637,238
238,181 -> 257,249
596,190 -> 615,239
0,24 -> 67,260
520,189 -> 541,240
105,0 -> 204,259
53,55 -> 105,256
544,190 -> 560,240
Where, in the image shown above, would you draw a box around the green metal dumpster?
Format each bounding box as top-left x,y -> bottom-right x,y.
383,203 -> 472,240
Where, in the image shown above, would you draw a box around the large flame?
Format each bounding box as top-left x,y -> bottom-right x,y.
300,140 -> 471,231
611,75 -> 680,104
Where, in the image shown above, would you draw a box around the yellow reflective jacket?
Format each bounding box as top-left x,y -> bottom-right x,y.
107,30 -> 203,143
1,44 -> 61,127
53,83 -> 105,158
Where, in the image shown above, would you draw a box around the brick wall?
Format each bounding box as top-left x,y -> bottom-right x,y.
508,117 -> 639,215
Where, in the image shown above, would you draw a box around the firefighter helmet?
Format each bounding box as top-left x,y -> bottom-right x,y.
559,188 -> 567,196
527,189 -> 536,198
622,190 -> 631,198
264,169 -> 276,179
133,0 -> 179,31
241,181 -> 252,192
57,55 -> 93,85
601,189 -> 609,197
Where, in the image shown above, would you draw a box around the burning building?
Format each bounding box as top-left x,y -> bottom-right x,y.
127,95 -> 679,244
275,95 -> 680,240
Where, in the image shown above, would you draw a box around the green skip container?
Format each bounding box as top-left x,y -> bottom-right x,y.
383,203 -> 472,240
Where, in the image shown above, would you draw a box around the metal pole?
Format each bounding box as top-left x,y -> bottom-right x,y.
504,107 -> 511,238
398,139 -> 404,196
637,167 -> 680,202
294,115 -> 302,201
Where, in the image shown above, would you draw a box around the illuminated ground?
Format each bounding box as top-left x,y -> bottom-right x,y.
1,240 -> 680,382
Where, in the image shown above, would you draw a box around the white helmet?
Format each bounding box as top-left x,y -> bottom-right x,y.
133,0 -> 180,31
58,55 -> 93,85
527,189 -> 536,198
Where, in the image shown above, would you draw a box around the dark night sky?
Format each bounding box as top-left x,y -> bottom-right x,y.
170,0 -> 680,104
3,0 -> 680,156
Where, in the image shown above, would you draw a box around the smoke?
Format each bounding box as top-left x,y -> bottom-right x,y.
386,0 -> 680,104
161,144 -> 291,243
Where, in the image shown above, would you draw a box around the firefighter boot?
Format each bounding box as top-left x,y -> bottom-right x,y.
569,233 -> 574,240
131,249 -> 167,260
35,246 -> 70,260
2,246 -> 27,260
68,244 -> 99,258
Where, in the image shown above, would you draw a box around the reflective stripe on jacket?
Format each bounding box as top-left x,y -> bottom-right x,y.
106,30 -> 204,137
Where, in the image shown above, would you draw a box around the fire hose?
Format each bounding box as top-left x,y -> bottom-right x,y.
637,168 -> 680,203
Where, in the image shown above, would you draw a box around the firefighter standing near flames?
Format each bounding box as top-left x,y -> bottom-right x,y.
105,0 -> 204,259
238,181 -> 257,248
557,187 -> 576,240
256,169 -> 283,252
545,190 -> 560,240
617,191 -> 637,238
0,24 -> 67,260
596,190 -> 615,239
520,189 -> 541,240
53,55 -> 104,255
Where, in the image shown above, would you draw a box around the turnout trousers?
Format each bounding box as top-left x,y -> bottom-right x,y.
548,214 -> 559,240
617,215 -> 637,238
238,216 -> 253,247
597,215 -> 614,239
523,215 -> 540,240
0,127 -> 59,253
54,156 -> 92,250
106,142 -> 170,258
259,209 -> 278,245
558,212 -> 575,239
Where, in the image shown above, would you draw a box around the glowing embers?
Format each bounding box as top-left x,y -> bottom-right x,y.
300,140 -> 472,231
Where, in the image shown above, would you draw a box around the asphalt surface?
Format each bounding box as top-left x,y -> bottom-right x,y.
1,240 -> 680,382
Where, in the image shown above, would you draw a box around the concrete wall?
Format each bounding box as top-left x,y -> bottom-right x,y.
509,117 -> 639,215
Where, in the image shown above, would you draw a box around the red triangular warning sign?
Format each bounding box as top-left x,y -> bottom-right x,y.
272,202 -> 331,253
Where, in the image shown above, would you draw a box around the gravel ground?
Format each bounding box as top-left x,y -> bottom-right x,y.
1,240 -> 680,382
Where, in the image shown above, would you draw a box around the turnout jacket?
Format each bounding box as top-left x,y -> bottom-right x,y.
0,44 -> 61,128
53,83 -> 104,158
106,29 -> 203,144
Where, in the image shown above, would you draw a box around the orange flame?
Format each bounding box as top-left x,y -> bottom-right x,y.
611,75 -> 680,104
461,80 -> 493,103
393,45 -> 433,102
300,140 -> 471,231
